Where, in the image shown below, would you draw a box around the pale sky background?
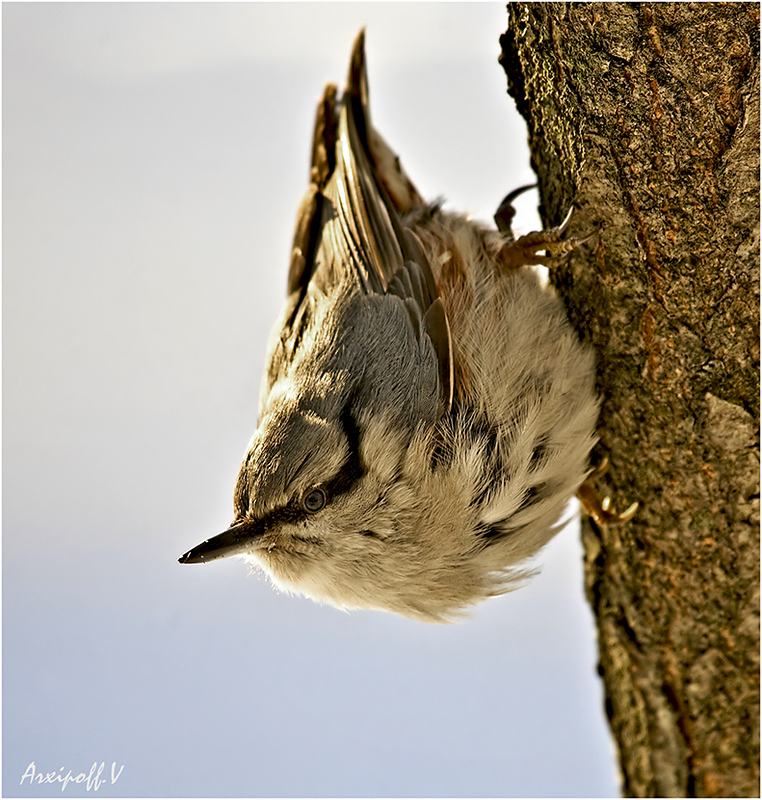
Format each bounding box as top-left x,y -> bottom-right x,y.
4,3 -> 620,797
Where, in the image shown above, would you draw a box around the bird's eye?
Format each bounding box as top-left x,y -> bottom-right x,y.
301,487 -> 327,513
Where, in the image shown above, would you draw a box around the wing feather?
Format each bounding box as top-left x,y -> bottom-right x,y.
280,30 -> 453,413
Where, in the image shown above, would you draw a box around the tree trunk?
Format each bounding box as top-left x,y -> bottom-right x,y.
500,4 -> 759,797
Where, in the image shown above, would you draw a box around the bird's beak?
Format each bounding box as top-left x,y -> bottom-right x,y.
178,521 -> 262,564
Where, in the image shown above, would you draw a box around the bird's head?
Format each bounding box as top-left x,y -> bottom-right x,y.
179,345 -> 521,623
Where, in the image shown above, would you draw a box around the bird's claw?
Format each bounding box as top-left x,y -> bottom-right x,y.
494,184 -> 537,233
577,456 -> 639,526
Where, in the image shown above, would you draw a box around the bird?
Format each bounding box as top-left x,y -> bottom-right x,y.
179,30 -> 635,622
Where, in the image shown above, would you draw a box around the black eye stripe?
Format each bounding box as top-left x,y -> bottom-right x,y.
264,504 -> 310,527
259,393 -> 367,529
322,395 -> 365,499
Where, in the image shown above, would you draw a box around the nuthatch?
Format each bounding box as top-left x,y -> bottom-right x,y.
179,31 -> 635,621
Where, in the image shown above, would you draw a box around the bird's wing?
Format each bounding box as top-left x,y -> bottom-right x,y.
279,30 -> 453,412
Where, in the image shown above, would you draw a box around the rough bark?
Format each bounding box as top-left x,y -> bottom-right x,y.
500,4 -> 759,797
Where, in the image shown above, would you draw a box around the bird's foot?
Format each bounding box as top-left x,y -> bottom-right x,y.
497,204 -> 598,271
